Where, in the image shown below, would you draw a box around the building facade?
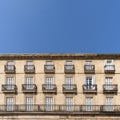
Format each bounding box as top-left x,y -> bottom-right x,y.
0,54 -> 120,120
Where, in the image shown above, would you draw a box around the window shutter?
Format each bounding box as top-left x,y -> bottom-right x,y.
92,76 -> 95,84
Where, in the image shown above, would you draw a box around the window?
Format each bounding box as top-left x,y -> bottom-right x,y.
66,61 -> 73,65
46,61 -> 53,65
86,97 -> 93,111
104,60 -> 114,70
6,97 -> 14,111
45,61 -> 54,70
106,97 -> 113,111
65,76 -> 73,90
7,61 -> 14,70
85,61 -> 92,65
26,76 -> 34,89
26,97 -> 34,111
45,77 -> 54,90
84,76 -> 95,90
65,61 -> 73,70
85,61 -> 94,70
105,77 -> 112,90
6,77 -> 14,90
26,61 -> 34,70
45,97 -> 54,111
66,97 -> 73,111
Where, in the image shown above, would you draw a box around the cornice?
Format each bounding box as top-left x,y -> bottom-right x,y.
0,54 -> 120,60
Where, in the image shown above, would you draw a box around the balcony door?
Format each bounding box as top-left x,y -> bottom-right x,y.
66,97 -> 73,111
26,77 -> 34,89
45,97 -> 54,111
85,76 -> 95,90
106,97 -> 113,111
65,77 -> 73,90
105,77 -> 112,90
6,97 -> 14,111
86,97 -> 93,111
45,77 -> 53,89
26,97 -> 34,111
6,77 -> 14,90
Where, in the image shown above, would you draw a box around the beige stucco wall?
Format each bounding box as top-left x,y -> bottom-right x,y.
0,59 -> 119,105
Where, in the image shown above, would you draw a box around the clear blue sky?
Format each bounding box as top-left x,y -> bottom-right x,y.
0,0 -> 120,54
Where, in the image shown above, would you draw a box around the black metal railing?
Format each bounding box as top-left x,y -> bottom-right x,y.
103,84 -> 118,94
2,85 -> 17,92
0,105 -> 120,113
24,65 -> 35,73
104,65 -> 115,73
44,65 -> 55,73
84,65 -> 95,73
64,65 -> 75,74
42,84 -> 57,93
22,84 -> 37,92
4,65 -> 16,73
62,84 -> 77,93
83,84 -> 97,93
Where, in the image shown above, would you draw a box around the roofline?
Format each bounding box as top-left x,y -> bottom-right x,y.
0,54 -> 119,60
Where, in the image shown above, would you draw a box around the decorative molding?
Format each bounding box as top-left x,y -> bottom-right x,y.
0,54 -> 120,60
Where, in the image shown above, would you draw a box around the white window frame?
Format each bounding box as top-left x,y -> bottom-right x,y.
45,76 -> 54,90
65,76 -> 73,90
84,76 -> 95,90
106,97 -> 113,111
86,97 -> 93,111
104,60 -> 114,70
26,96 -> 34,111
66,97 -> 74,111
45,97 -> 54,111
6,97 -> 14,111
26,76 -> 34,89
6,77 -> 14,90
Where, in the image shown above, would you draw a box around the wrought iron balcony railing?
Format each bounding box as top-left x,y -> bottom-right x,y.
0,105 -> 120,115
64,65 -> 75,74
22,84 -> 37,93
44,65 -> 55,74
2,85 -> 17,93
103,84 -> 118,94
4,65 -> 16,74
83,84 -> 97,94
62,84 -> 77,94
84,65 -> 95,74
104,65 -> 115,74
24,65 -> 35,73
42,84 -> 57,93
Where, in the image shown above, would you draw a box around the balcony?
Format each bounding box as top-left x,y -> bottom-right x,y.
2,85 -> 17,93
22,84 -> 37,93
44,65 -> 55,74
42,84 -> 57,94
64,65 -> 75,74
104,65 -> 115,74
62,84 -> 77,94
103,84 -> 118,94
4,65 -> 16,74
0,105 -> 120,115
24,65 -> 35,74
84,65 -> 95,74
83,84 -> 97,94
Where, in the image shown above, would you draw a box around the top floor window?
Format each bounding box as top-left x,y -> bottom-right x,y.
44,61 -> 55,73
104,60 -> 115,71
6,61 -> 15,70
